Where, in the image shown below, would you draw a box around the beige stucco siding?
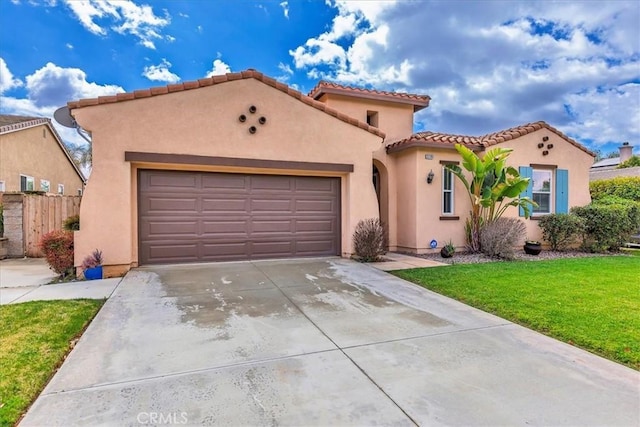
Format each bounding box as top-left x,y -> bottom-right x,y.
320,94 -> 415,142
0,125 -> 83,194
72,79 -> 382,274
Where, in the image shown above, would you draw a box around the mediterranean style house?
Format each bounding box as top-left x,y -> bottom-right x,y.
0,115 -> 85,195
65,70 -> 594,276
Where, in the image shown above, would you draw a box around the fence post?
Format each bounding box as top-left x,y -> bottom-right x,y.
1,193 -> 25,257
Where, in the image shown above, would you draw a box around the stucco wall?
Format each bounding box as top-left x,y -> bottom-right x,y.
0,125 -> 84,194
72,79 -> 382,274
392,128 -> 594,252
319,94 -> 415,142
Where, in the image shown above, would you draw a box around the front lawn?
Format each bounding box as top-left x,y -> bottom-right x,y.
394,256 -> 640,370
0,300 -> 103,426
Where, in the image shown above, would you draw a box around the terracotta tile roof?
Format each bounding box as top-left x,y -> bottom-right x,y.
0,114 -> 86,182
67,69 -> 385,139
387,121 -> 595,157
308,81 -> 431,112
0,115 -> 50,134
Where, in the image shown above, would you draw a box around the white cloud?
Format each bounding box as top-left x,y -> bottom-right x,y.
0,61 -> 125,163
291,0 -> 640,148
206,59 -> 231,77
0,57 -> 23,93
280,1 -> 289,19
65,43 -> 73,49
62,0 -> 170,49
142,59 -> 180,83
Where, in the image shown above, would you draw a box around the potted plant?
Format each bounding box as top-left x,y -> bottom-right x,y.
82,249 -> 103,280
524,240 -> 542,255
440,240 -> 456,258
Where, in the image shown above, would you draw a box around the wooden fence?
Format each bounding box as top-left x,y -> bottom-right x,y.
1,193 -> 81,257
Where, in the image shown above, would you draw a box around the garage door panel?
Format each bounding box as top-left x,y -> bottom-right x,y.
201,174 -> 248,190
139,170 -> 340,264
201,197 -> 249,213
202,220 -> 249,236
251,219 -> 293,233
145,197 -> 198,214
146,172 -> 198,190
295,219 -> 335,233
250,176 -> 293,191
145,220 -> 199,238
250,198 -> 292,212
295,199 -> 335,214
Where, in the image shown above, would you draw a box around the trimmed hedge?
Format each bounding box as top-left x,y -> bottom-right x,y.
590,177 -> 640,202
572,197 -> 640,252
538,213 -> 585,251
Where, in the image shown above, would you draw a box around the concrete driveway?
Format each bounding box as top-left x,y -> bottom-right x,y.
21,258 -> 639,426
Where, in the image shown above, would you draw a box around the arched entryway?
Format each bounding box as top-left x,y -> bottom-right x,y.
373,159 -> 390,248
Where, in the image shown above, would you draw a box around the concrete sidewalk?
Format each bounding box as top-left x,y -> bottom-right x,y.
0,257 -> 122,304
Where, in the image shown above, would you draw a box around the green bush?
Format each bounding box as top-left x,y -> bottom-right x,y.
63,214 -> 80,231
538,213 -> 585,251
572,198 -> 640,252
590,177 -> 640,202
617,155 -> 640,169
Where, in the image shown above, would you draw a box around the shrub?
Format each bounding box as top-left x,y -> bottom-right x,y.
81,249 -> 103,270
39,230 -> 74,277
63,214 -> 80,231
572,198 -> 640,252
480,217 -> 526,260
353,218 -> 386,262
538,213 -> 585,251
617,155 -> 640,169
590,177 -> 640,202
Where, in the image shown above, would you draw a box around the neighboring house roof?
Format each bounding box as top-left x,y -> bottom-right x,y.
67,69 -> 386,139
386,121 -> 596,157
0,114 -> 86,183
307,81 -> 431,112
591,157 -> 620,169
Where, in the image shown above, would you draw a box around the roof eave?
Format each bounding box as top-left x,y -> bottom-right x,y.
386,140 -> 483,154
311,86 -> 430,110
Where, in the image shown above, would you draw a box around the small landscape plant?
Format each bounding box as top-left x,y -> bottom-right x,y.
538,213 -> 585,251
63,214 -> 80,231
479,217 -> 526,260
81,249 -> 103,270
353,218 -> 386,262
440,240 -> 455,258
39,230 -> 74,277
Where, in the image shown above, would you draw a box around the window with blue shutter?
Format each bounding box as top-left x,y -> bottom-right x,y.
519,166 -> 533,217
555,169 -> 569,214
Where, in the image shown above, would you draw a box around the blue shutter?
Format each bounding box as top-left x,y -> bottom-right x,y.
555,169 -> 569,214
519,166 -> 533,217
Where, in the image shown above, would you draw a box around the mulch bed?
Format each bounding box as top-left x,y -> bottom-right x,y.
407,250 -> 618,265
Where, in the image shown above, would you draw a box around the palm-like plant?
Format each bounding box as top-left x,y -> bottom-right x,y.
446,143 -> 536,252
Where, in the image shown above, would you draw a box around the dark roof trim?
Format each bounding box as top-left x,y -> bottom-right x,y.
125,152 -> 354,173
386,141 -> 483,154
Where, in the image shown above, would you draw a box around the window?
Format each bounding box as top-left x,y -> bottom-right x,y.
40,179 -> 50,192
20,175 -> 34,192
442,166 -> 454,214
58,184 -> 65,195
366,110 -> 379,127
0,181 -> 5,192
532,169 -> 552,214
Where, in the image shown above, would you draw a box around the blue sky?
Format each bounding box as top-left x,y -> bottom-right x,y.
1,0 -> 638,156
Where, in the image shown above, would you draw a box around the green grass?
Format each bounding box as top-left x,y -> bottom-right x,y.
0,300 -> 103,426
394,256 -> 640,370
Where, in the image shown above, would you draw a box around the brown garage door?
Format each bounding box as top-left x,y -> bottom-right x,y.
138,170 -> 340,264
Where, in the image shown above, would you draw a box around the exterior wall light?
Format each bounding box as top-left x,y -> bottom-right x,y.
427,170 -> 435,184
